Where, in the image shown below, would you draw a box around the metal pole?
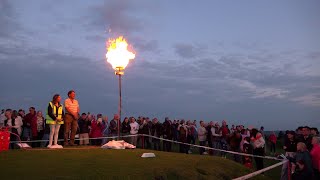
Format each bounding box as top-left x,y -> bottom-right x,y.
118,73 -> 122,140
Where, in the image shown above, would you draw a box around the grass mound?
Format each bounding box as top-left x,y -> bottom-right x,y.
0,148 -> 271,180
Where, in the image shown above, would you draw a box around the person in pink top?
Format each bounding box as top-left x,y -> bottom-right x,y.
268,132 -> 277,154
310,136 -> 320,179
64,90 -> 80,146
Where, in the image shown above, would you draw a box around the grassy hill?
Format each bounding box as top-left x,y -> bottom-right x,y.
0,148 -> 271,180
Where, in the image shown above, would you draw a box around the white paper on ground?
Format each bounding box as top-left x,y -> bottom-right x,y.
141,153 -> 156,158
101,140 -> 136,149
16,143 -> 31,148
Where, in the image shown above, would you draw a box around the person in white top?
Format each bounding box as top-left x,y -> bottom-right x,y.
0,109 -> 5,127
198,120 -> 208,155
130,117 -> 139,146
4,109 -> 21,149
64,90 -> 80,146
251,128 -> 266,171
11,110 -> 23,136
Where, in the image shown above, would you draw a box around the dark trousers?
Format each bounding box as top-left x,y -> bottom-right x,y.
163,140 -> 172,152
153,139 -> 161,151
64,114 -> 78,145
9,134 -> 17,149
253,147 -> 264,170
179,137 -> 187,154
199,141 -> 206,154
231,147 -> 242,163
270,143 -> 276,153
314,169 -> 320,180
142,135 -> 151,149
91,139 -> 102,146
33,130 -> 44,147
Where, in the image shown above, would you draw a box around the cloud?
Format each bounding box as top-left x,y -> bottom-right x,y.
0,0 -> 22,39
88,0 -> 158,35
292,93 -> 320,107
227,78 -> 289,99
173,43 -> 209,59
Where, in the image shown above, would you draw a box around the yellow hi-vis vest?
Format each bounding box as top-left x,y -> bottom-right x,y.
46,102 -> 64,125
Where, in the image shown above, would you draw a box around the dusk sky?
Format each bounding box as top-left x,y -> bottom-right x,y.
1,0 -> 319,130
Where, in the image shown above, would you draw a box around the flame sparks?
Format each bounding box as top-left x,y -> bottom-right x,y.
106,36 -> 135,70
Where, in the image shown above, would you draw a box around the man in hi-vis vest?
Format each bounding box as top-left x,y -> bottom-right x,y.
46,94 -> 64,148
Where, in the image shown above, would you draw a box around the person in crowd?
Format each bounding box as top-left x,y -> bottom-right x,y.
310,137 -> 320,179
172,120 -> 178,141
140,117 -> 151,149
35,111 -> 45,147
41,122 -> 50,148
17,109 -> 25,133
284,131 -> 297,157
269,131 -> 277,155
11,110 -> 23,137
229,130 -> 242,163
297,126 -> 313,151
211,122 -> 222,156
310,128 -> 319,137
178,120 -> 188,154
46,94 -> 64,148
287,142 -> 313,177
206,121 -> 214,155
109,114 -> 119,139
4,109 -> 19,149
186,120 -> 192,154
292,160 -> 313,180
281,130 -> 298,180
121,117 -> 130,142
0,109 -> 5,127
251,128 -> 266,171
198,120 -> 207,155
243,136 -> 253,169
64,90 -> 80,146
23,107 -> 36,143
78,113 -> 90,146
151,118 -> 162,151
101,116 -> 109,144
240,129 -> 249,152
18,109 -> 25,117
129,117 -> 139,146
162,117 -> 172,152
90,114 -> 105,146
220,120 -> 230,158
231,124 -> 236,133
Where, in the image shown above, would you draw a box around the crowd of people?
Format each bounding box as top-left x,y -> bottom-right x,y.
0,90 -> 319,180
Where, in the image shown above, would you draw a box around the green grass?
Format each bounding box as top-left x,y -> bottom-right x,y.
0,148 -> 272,180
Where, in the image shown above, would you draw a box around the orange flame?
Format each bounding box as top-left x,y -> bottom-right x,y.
106,36 -> 135,70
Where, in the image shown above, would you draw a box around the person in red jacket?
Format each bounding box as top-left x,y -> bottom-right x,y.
23,107 -> 37,147
90,114 -> 105,146
269,132 -> 277,154
310,136 -> 320,179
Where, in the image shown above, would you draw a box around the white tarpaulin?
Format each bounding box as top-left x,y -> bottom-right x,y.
101,140 -> 136,149
141,153 -> 156,158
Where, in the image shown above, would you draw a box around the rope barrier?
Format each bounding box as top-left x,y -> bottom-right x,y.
141,134 -> 282,161
232,160 -> 287,180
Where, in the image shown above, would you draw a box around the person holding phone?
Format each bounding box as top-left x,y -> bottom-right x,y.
46,94 -> 64,148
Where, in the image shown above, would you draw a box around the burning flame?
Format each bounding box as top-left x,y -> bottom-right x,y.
106,36 -> 135,70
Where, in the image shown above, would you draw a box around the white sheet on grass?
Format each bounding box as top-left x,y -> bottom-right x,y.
16,143 -> 31,148
141,153 -> 156,158
101,140 -> 136,149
